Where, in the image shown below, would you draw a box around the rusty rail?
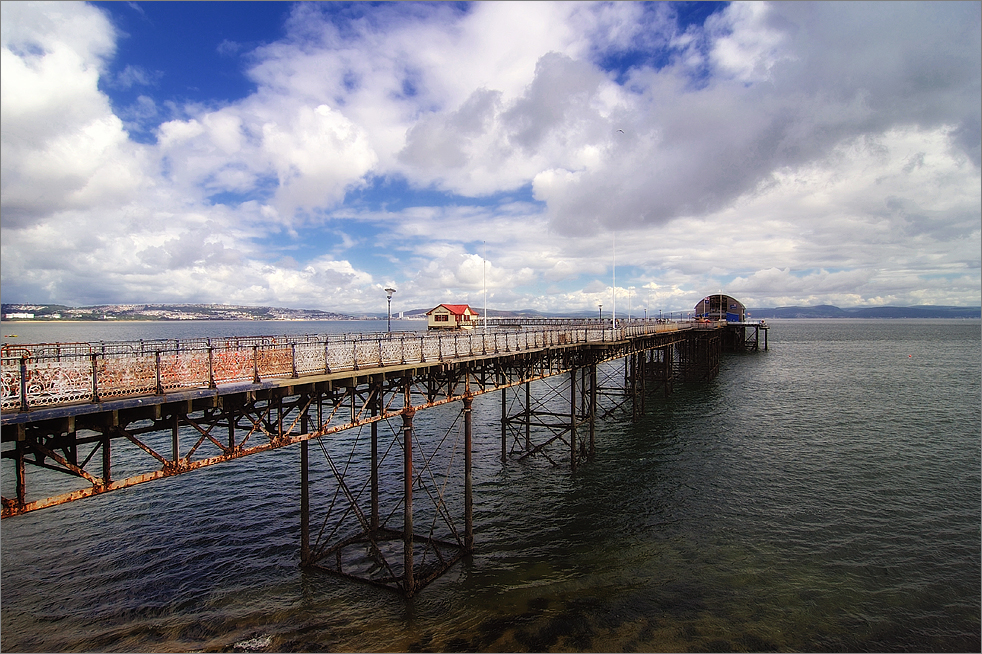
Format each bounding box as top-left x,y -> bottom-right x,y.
0,322 -> 722,413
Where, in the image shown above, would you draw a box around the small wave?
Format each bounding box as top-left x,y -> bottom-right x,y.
233,634 -> 272,651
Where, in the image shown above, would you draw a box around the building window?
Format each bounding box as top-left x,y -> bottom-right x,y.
435,314 -> 449,322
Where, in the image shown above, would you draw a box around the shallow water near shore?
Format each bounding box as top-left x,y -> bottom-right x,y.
2,319 -> 979,652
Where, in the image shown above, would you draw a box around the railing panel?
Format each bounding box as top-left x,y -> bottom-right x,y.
380,338 -> 402,365
294,342 -> 326,376
1,361 -> 21,411
212,349 -> 255,385
257,346 -> 293,378
354,340 -> 380,368
402,337 -> 422,364
158,352 -> 209,392
422,337 -> 440,361
328,342 -> 355,372
15,358 -> 92,408
96,355 -> 158,400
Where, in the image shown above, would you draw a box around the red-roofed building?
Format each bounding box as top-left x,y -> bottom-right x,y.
426,304 -> 480,330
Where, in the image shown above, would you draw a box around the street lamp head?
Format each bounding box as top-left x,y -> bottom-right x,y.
385,287 -> 396,299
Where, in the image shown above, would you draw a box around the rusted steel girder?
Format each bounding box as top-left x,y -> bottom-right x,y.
1,330 -> 699,518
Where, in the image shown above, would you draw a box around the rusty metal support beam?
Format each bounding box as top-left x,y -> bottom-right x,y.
15,440 -> 25,506
525,381 -> 531,451
569,367 -> 577,471
371,378 -> 380,538
300,439 -> 310,566
463,394 -> 474,553
500,386 -> 506,463
589,362 -> 597,457
402,383 -> 415,596
102,432 -> 111,486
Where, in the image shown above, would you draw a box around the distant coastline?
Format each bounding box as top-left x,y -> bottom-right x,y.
1,303 -> 360,322
745,305 -> 981,320
3,302 -> 980,322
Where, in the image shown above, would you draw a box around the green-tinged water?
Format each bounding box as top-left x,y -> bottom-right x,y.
2,319 -> 979,652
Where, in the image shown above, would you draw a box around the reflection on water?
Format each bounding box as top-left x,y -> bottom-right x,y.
1,319 -> 980,652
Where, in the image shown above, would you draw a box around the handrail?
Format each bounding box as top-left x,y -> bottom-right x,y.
0,321 -> 725,412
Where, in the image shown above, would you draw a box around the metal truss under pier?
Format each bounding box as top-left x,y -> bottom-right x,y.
1,322 -> 761,596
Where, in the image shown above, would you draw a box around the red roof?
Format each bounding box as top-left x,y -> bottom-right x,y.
427,304 -> 478,316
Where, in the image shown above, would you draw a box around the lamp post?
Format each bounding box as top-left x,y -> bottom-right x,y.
385,287 -> 396,333
598,303 -> 603,322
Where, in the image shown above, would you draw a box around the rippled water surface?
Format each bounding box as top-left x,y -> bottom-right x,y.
2,319 -> 979,652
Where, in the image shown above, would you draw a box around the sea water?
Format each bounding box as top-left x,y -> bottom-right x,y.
1,319 -> 979,652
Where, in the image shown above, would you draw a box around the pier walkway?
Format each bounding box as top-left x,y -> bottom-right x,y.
1,318 -> 767,595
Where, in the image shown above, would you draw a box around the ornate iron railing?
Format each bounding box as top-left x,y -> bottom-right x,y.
0,321 -> 719,412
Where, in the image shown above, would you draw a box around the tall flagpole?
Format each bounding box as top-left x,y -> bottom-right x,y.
612,232 -> 616,328
483,241 -> 488,330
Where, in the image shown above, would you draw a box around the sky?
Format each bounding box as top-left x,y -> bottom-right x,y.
1,1 -> 980,316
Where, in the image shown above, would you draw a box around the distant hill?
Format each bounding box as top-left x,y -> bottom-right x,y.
1,303 -> 353,321
748,305 -> 981,319
400,304 -> 982,320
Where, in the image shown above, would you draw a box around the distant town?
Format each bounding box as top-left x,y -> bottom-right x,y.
0,303 -> 557,322
2,302 -> 979,322
0,303 -> 359,322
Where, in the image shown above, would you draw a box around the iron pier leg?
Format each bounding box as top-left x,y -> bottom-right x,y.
300,439 -> 310,566
667,345 -> 674,396
589,362 -> 597,457
500,387 -> 507,462
525,381 -> 531,451
228,406 -> 236,451
171,412 -> 179,462
15,439 -> 26,506
278,396 -> 284,439
371,381 -> 380,538
463,395 -> 474,552
570,367 -> 577,471
101,432 -> 111,487
402,406 -> 416,596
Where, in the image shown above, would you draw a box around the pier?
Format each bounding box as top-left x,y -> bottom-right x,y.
1,317 -> 767,596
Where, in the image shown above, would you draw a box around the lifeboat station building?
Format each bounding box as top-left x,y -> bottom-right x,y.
693,293 -> 768,351
426,304 -> 480,330
694,294 -> 746,322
